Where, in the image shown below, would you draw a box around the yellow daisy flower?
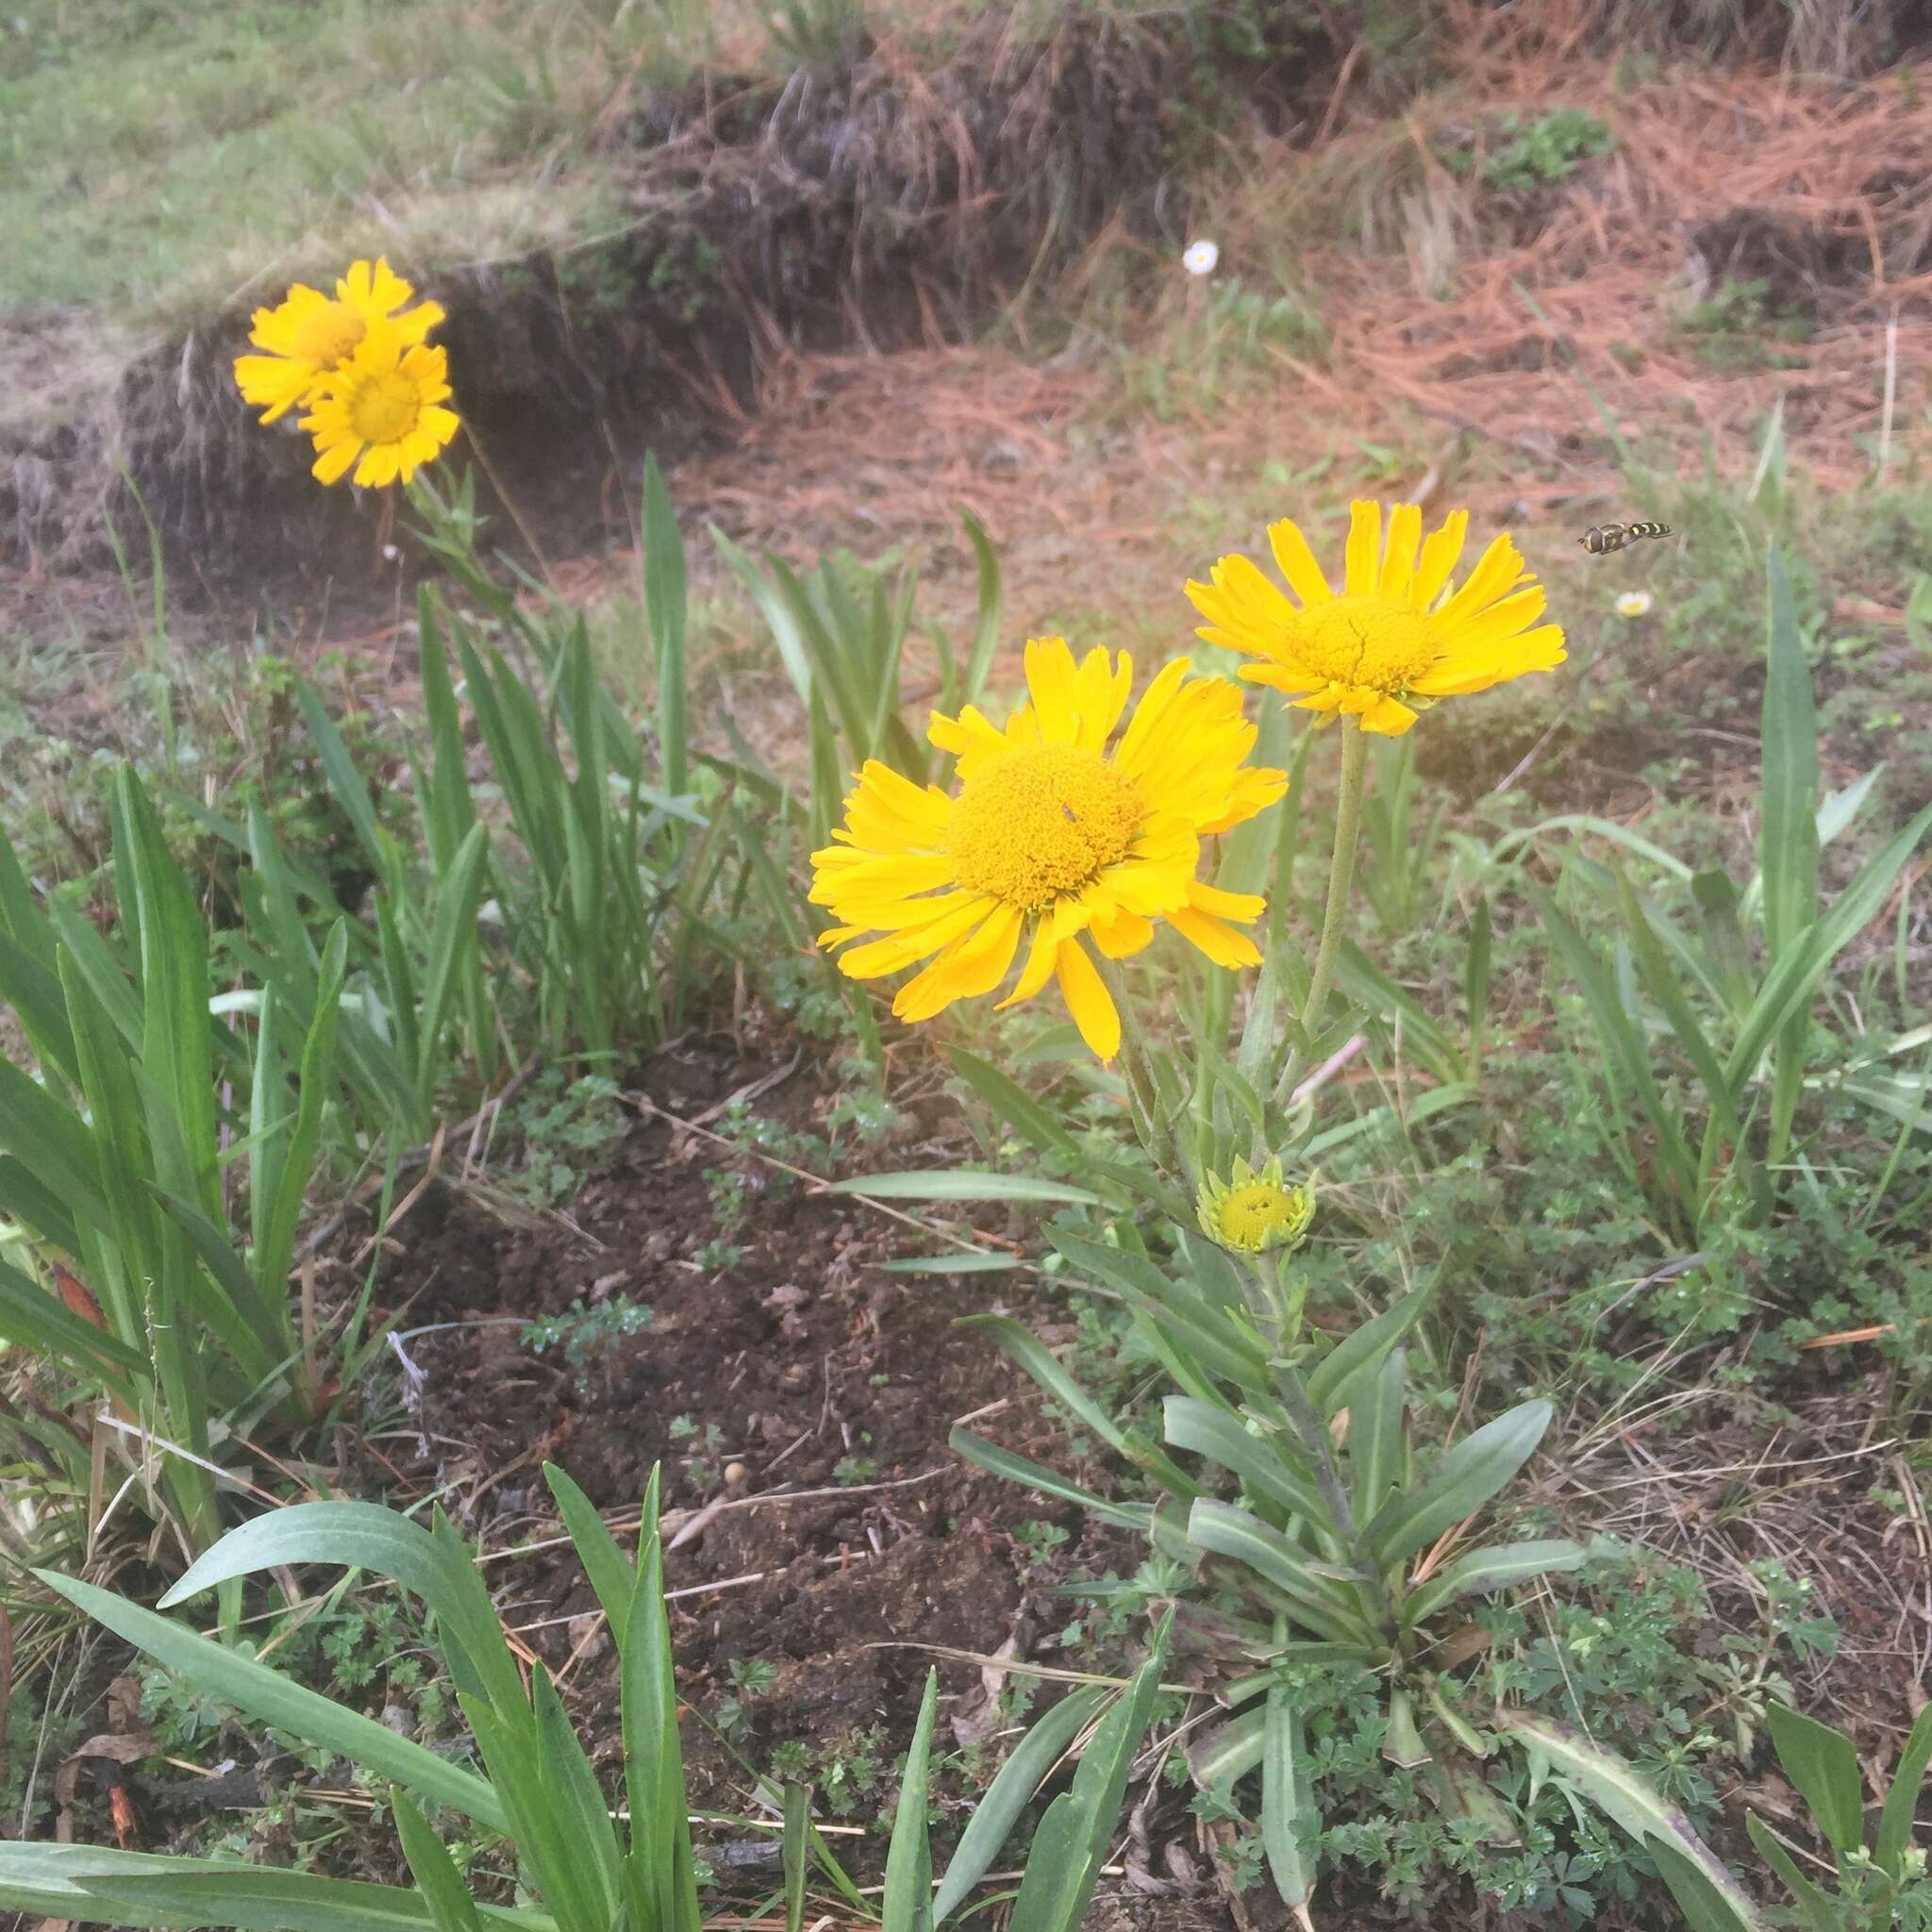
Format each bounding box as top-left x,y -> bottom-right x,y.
300,326 -> 459,489
810,637 -> 1288,1061
234,258 -> 445,424
1196,1157 -> 1314,1255
1186,500 -> 1567,737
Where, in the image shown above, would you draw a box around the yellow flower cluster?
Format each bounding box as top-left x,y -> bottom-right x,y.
808,502 -> 1563,1058
234,258 -> 459,490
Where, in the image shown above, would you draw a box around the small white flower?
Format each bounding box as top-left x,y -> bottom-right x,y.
1615,591 -> 1653,619
1182,240 -> 1220,276
382,543 -> 399,561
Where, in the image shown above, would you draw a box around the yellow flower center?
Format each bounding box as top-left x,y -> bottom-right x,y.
1214,1182 -> 1305,1252
947,744 -> 1143,911
348,370 -> 424,446
1291,597 -> 1439,692
291,302 -> 368,372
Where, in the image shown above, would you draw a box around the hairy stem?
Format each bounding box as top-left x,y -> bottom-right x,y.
1277,719 -> 1369,1106
1096,952 -> 1181,1176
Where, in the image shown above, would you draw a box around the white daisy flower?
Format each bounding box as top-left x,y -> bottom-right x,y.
1182,240 -> 1220,276
1616,591 -> 1653,619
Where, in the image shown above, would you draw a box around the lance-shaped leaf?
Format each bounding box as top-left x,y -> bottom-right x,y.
1365,1400 -> 1554,1571
1185,1501 -> 1376,1643
1499,1711 -> 1765,1931
1163,1397 -> 1324,1524
1399,1540 -> 1586,1627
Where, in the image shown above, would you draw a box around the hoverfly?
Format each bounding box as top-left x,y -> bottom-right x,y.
1577,521 -> 1672,556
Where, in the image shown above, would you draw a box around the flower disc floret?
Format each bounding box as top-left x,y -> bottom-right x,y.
808,637 -> 1287,1061
1186,499 -> 1567,737
1196,1157 -> 1314,1255
946,746 -> 1142,910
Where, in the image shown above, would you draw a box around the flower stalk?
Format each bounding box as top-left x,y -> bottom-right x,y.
1097,952 -> 1181,1176
1277,718 -> 1368,1105
1249,1254 -> 1397,1630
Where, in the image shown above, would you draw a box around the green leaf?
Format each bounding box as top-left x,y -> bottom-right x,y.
643,453 -> 689,800
1163,1397 -> 1324,1524
1760,546 -> 1821,961
1874,1700 -> 1932,1879
0,1256 -> 149,1384
958,512 -> 1005,714
37,1574 -> 504,1833
541,1462 -> 638,1642
1051,1231 -> 1271,1398
391,1792 -> 487,1932
932,1689 -> 1108,1924
1498,1711 -> 1765,1930
414,824 -> 491,1094
0,1842 -> 543,1932
829,1171 -> 1103,1206
158,1505 -> 525,1719
1399,1540 -> 1586,1627
1766,1703 -> 1865,1857
1262,1686 -> 1317,1908
1366,1401 -> 1554,1570
1188,1707 -> 1265,1789
782,1782 -> 810,1932
1348,1346 -> 1407,1529
945,1049 -> 1078,1158
882,1672 -> 938,1932
1184,1501 -> 1374,1641
293,681 -> 392,888
1006,1620 -> 1170,1932
1742,1815 -> 1848,1932
878,1253 -> 1018,1275
1305,1286 -> 1435,1419
1530,885 -> 1700,1215
622,1468 -> 701,1932
948,1430 -> 1153,1532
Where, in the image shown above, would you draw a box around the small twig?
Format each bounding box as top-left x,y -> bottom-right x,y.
1288,1032 -> 1365,1107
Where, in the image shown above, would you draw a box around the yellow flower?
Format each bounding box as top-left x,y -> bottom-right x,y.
300,326 -> 459,489
234,258 -> 445,424
1186,500 -> 1567,737
810,638 -> 1288,1061
1197,1157 -> 1314,1255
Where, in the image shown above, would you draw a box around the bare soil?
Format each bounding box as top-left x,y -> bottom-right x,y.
332,1032 -> 1146,1870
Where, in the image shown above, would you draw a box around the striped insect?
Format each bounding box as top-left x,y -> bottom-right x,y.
1577,520 -> 1672,556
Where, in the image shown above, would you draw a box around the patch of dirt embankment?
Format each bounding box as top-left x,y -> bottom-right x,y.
3,8 -> 1328,596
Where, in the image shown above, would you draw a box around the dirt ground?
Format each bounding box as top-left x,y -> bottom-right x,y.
324,1030 -> 1162,1880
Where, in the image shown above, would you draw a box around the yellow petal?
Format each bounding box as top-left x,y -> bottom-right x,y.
1088,908 -> 1155,958
895,902 -> 1023,1021
1266,517 -> 1334,608
1378,503 -> 1423,603
1187,881 -> 1264,922
836,896 -> 991,978
1412,509 -> 1469,608
999,917 -> 1060,1008
1434,531 -> 1524,625
312,438 -> 359,486
1170,907 -> 1263,969
1355,691 -> 1420,734
1197,764 -> 1288,836
1342,500 -> 1382,598
1022,637 -> 1080,744
1055,939 -> 1120,1061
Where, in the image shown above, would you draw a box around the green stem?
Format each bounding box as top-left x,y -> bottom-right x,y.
1096,952 -> 1180,1177
1277,720 -> 1369,1107
1264,1310 -> 1397,1631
